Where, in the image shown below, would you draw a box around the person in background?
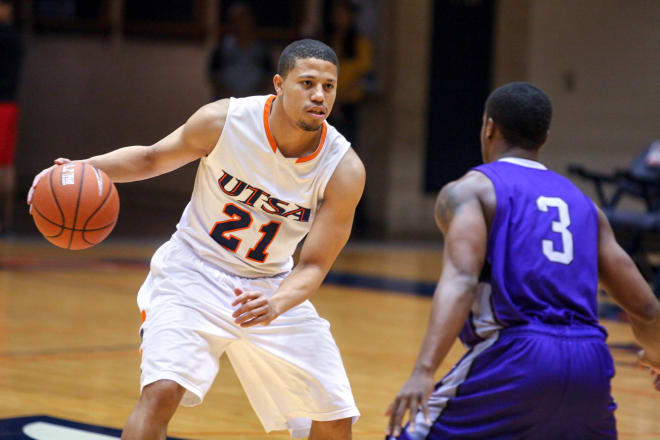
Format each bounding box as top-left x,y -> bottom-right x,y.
207,1 -> 272,101
0,0 -> 23,236
325,0 -> 372,145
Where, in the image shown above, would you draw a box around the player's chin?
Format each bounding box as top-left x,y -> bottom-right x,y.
297,118 -> 324,132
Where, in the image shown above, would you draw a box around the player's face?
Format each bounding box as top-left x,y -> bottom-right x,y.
276,58 -> 338,131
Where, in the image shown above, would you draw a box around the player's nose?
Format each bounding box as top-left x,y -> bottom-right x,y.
310,85 -> 324,102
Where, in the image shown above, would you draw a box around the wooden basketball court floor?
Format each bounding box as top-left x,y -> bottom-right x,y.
0,238 -> 658,439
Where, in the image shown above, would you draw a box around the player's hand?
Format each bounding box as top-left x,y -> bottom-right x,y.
385,369 -> 434,438
638,350 -> 660,391
26,158 -> 72,214
231,288 -> 279,327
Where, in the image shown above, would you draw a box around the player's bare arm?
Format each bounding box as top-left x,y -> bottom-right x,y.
231,148 -> 365,327
596,206 -> 660,389
27,100 -> 228,205
386,172 -> 492,437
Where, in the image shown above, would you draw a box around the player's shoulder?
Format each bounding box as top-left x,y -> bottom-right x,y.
334,148 -> 366,183
325,148 -> 366,202
184,99 -> 230,136
440,170 -> 494,204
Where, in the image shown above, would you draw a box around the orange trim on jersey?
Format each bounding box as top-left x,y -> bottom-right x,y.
296,122 -> 327,163
263,96 -> 278,153
141,310 -> 146,323
263,95 -> 328,163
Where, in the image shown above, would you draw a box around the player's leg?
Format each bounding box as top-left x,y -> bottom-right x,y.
121,379 -> 186,440
309,417 -> 352,440
226,289 -> 359,439
128,238 -> 239,438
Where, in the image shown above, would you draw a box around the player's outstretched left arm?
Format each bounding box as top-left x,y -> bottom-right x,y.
385,172 -> 491,437
231,149 -> 365,327
27,101 -> 228,208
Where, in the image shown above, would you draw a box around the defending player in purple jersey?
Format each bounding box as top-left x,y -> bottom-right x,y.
386,82 -> 660,440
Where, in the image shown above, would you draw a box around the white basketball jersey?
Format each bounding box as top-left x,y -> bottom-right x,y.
174,95 -> 351,278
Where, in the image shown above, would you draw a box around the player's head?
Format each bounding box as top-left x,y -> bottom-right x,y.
273,39 -> 339,131
480,82 -> 552,162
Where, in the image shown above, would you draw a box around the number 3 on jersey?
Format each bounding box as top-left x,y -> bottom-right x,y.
536,196 -> 574,264
210,203 -> 281,263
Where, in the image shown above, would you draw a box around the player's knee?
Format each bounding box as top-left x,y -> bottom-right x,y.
139,380 -> 185,421
311,417 -> 352,438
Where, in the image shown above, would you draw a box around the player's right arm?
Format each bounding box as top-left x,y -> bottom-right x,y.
596,206 -> 660,389
27,100 -> 228,204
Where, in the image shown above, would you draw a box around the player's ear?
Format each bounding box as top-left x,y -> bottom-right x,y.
273,74 -> 284,95
485,117 -> 495,139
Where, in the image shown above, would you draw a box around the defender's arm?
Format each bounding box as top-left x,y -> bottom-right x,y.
596,207 -> 660,380
386,172 -> 490,436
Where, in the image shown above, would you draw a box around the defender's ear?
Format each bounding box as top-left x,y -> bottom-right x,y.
485,117 -> 495,139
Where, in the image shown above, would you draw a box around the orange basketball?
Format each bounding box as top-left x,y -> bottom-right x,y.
31,163 -> 120,250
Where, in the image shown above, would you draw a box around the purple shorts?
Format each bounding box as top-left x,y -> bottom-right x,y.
391,324 -> 617,440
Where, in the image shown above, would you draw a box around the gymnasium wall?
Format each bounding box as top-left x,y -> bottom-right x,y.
13,0 -> 660,239
382,0 -> 660,237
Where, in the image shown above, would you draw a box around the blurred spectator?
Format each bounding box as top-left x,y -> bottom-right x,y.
0,0 -> 23,236
208,1 -> 273,101
326,0 -> 373,145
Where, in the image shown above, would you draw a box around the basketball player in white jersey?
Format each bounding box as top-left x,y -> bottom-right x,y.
27,39 -> 364,440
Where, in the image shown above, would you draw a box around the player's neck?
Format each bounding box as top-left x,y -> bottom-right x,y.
268,100 -> 323,158
493,141 -> 541,163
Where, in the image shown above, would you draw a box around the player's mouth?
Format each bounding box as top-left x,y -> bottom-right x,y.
306,107 -> 327,119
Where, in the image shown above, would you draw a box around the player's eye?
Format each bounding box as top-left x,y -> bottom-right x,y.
325,83 -> 334,90
302,80 -> 312,87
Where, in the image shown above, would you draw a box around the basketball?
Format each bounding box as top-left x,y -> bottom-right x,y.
31,163 -> 120,250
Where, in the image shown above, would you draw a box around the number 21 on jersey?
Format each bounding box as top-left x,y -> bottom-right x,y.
209,203 -> 281,263
536,196 -> 574,264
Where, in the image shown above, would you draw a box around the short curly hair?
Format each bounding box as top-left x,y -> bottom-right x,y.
485,82 -> 552,151
277,39 -> 339,78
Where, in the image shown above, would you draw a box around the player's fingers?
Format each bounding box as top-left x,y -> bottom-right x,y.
385,399 -> 396,417
54,158 -> 71,165
421,396 -> 431,425
27,168 -> 50,205
654,373 -> 660,391
231,301 -> 253,317
234,304 -> 268,323
239,309 -> 271,327
408,394 -> 418,433
384,398 -> 399,435
390,397 -> 409,437
231,291 -> 263,308
231,290 -> 257,306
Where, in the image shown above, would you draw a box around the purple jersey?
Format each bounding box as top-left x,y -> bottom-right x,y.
460,158 -> 604,346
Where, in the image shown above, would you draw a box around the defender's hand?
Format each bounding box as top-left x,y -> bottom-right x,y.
385,370 -> 434,437
638,350 -> 660,391
27,158 -> 72,214
231,288 -> 279,327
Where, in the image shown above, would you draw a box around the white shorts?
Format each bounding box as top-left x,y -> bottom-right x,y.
136,237 -> 359,438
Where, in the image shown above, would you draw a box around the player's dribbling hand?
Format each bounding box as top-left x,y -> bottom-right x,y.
231,288 -> 279,327
385,370 -> 434,438
26,158 -> 72,214
638,350 -> 660,391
